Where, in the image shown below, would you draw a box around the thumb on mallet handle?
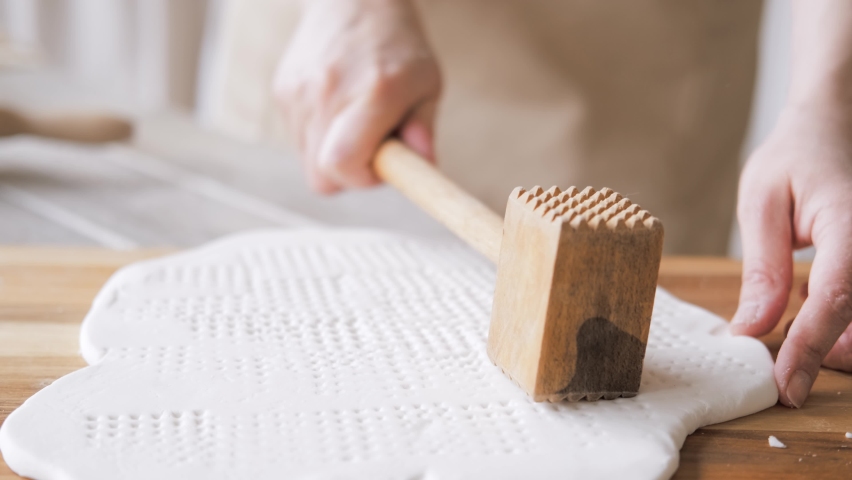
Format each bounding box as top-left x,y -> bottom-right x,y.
374,139 -> 503,263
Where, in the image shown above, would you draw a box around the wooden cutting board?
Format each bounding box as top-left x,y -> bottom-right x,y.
1,248 -> 850,479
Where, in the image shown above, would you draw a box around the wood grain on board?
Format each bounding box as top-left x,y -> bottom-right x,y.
0,250 -> 850,479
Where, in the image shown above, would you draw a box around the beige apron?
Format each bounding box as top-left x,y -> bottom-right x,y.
204,0 -> 763,254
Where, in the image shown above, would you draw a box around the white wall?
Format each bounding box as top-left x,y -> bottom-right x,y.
730,0 -> 815,260
743,0 -> 792,159
0,0 -> 208,112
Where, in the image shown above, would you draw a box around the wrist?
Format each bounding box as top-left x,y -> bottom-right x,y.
789,71 -> 852,114
777,93 -> 852,139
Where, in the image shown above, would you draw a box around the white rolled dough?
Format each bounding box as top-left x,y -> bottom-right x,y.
0,229 -> 777,479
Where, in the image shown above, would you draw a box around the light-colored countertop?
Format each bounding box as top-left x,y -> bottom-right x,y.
0,71 -> 453,248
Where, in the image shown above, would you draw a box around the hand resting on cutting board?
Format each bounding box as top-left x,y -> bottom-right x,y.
729,0 -> 852,409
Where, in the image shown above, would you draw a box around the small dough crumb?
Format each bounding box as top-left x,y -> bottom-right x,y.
846,432 -> 852,439
768,436 -> 786,449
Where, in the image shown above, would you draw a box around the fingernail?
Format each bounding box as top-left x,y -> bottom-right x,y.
785,370 -> 812,408
729,302 -> 759,334
732,301 -> 759,325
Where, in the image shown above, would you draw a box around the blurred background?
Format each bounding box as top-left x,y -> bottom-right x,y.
0,0 -> 804,258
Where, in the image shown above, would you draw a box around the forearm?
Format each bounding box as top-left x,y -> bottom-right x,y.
790,0 -> 852,109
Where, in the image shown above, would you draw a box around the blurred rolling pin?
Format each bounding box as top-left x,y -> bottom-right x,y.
0,106 -> 133,143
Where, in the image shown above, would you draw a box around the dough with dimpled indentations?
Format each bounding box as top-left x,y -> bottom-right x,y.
0,229 -> 778,480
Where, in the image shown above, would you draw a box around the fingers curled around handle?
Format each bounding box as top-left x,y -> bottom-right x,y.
317,64 -> 441,189
399,99 -> 439,163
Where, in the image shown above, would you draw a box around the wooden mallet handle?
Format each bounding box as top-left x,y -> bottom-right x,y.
374,140 -> 503,263
0,107 -> 133,143
375,138 -> 664,403
23,112 -> 133,143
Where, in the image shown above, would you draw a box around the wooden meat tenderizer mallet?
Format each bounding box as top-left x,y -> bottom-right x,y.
0,106 -> 133,143
375,140 -> 664,402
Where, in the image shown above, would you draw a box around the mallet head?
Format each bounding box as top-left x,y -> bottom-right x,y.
487,186 -> 664,402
